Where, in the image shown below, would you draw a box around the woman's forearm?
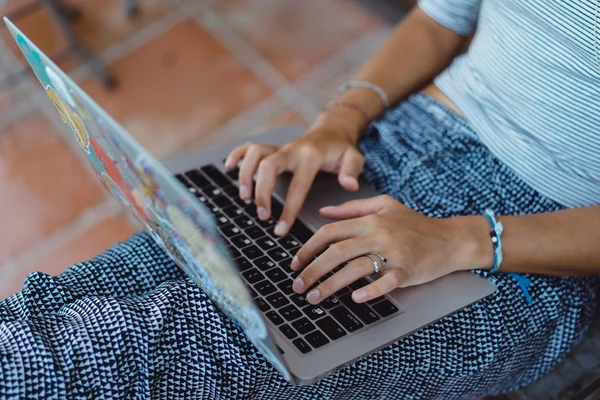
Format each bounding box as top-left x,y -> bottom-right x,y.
315,7 -> 468,140
454,206 -> 600,275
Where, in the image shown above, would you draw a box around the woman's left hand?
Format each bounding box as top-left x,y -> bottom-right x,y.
291,195 -> 490,304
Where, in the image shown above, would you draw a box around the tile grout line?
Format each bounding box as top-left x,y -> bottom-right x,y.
191,7 -> 322,125
0,200 -> 122,292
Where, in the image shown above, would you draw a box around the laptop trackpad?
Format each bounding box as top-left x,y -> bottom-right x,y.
272,172 -> 380,231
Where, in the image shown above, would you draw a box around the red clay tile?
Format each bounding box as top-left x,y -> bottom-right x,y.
0,113 -> 105,264
67,0 -> 172,55
2,214 -> 136,300
79,20 -> 272,159
214,0 -> 383,81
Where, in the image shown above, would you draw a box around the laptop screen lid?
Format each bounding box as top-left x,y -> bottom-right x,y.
4,18 -> 292,382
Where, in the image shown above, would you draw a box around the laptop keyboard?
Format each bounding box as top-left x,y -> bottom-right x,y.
176,164 -> 400,355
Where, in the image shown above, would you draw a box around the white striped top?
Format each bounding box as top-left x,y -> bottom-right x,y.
419,0 -> 600,208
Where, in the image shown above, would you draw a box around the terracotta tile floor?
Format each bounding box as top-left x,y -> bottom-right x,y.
0,0 -> 387,299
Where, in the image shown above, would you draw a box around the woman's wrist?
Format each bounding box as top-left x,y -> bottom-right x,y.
445,215 -> 495,272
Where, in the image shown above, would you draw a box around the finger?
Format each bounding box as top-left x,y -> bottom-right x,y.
319,195 -> 390,220
351,270 -> 405,303
254,152 -> 287,220
292,219 -> 367,271
293,236 -> 376,293
275,161 -> 321,236
337,149 -> 364,192
305,256 -> 374,304
224,142 -> 253,170
238,144 -> 275,200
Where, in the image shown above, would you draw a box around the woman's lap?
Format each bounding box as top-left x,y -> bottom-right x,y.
1,94 -> 598,400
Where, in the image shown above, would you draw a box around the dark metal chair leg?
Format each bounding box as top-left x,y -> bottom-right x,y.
43,0 -> 118,90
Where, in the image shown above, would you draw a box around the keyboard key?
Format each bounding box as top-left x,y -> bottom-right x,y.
306,330 -> 329,349
226,246 -> 241,260
303,304 -> 326,320
277,279 -> 294,295
349,278 -> 370,291
234,215 -> 255,229
184,169 -> 211,188
212,196 -> 233,208
233,196 -> 254,208
266,268 -> 287,283
226,166 -> 239,181
222,206 -> 244,219
242,268 -> 263,284
234,257 -> 252,271
242,245 -> 263,260
201,164 -> 232,188
316,316 -> 346,340
254,256 -> 276,271
292,317 -> 316,335
279,324 -> 298,340
224,185 -> 238,197
256,237 -> 278,251
339,294 -> 380,325
268,249 -> 290,262
206,187 -> 224,198
334,286 -> 351,297
278,236 -> 301,250
321,296 -> 341,310
230,234 -> 253,249
292,338 -> 311,354
279,304 -> 302,321
266,310 -> 284,326
245,226 -> 265,240
248,288 -> 259,298
330,307 -> 364,332
367,296 -> 385,305
290,293 -> 308,308
271,197 -> 284,219
290,220 -> 313,243
214,213 -> 230,227
255,280 -> 277,296
220,224 -> 242,238
257,218 -> 276,229
266,292 -> 289,309
244,205 -> 258,219
372,300 -> 399,318
255,297 -> 270,312
279,257 -> 294,271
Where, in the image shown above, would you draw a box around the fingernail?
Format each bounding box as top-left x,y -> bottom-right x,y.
290,256 -> 299,270
307,289 -> 320,303
274,221 -> 287,236
224,155 -> 233,168
239,185 -> 249,199
320,206 -> 335,212
352,289 -> 367,302
293,277 -> 304,292
257,207 -> 268,220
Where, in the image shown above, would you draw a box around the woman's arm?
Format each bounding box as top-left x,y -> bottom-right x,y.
316,7 -> 469,142
456,206 -> 600,275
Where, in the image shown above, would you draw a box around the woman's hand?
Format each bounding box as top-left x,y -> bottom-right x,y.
291,195 -> 491,304
224,112 -> 366,236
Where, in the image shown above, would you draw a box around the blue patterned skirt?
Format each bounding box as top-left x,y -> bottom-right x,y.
1,94 -> 598,400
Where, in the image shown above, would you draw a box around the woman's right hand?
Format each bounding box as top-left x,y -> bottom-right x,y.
224,113 -> 366,237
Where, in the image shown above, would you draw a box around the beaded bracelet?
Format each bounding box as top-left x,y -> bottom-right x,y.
483,209 -> 533,303
483,209 -> 504,273
325,100 -> 371,124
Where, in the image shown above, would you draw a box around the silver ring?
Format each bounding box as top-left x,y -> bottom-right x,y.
368,252 -> 387,273
364,254 -> 382,274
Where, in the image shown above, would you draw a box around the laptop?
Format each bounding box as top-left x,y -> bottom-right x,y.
5,18 -> 496,385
